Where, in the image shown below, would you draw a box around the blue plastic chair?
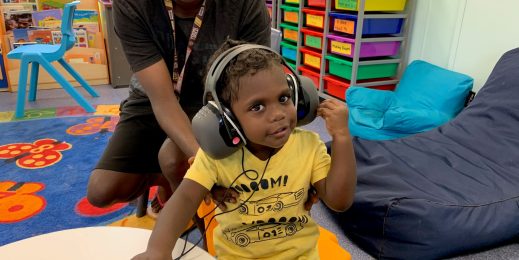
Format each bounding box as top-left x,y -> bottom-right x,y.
7,1 -> 99,118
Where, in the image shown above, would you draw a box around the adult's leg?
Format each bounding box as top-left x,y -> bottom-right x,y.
87,99 -> 167,208
87,169 -> 164,207
158,138 -> 206,247
146,138 -> 190,214
158,138 -> 190,192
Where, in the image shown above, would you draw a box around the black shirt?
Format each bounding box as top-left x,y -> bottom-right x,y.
112,0 -> 271,116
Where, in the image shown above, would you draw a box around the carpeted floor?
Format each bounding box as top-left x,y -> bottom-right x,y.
0,105 -> 160,246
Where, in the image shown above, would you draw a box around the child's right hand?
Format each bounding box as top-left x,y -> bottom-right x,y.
132,250 -> 172,260
317,99 -> 350,139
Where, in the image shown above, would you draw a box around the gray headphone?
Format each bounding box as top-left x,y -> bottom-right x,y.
192,44 -> 319,159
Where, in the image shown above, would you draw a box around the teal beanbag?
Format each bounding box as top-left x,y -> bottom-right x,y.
346,60 -> 473,140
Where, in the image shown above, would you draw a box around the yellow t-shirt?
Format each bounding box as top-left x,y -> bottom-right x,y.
185,128 -> 331,259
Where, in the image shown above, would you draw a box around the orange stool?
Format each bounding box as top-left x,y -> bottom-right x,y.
197,202 -> 351,259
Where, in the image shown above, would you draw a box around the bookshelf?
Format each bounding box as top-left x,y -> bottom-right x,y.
0,0 -> 109,92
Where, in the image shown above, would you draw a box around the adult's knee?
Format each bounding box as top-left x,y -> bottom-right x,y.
87,170 -> 115,207
158,139 -> 189,182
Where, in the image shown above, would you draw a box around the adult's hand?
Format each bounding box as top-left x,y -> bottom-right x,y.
205,186 -> 239,211
206,185 -> 318,211
305,186 -> 319,211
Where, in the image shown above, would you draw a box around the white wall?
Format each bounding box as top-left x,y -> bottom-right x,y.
407,0 -> 519,92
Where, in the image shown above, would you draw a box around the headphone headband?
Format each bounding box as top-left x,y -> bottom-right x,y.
203,44 -> 298,113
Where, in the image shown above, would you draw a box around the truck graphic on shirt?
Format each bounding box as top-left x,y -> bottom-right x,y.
224,222 -> 304,247
238,188 -> 304,216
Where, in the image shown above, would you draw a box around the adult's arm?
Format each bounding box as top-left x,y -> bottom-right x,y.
112,0 -> 198,157
238,0 -> 271,46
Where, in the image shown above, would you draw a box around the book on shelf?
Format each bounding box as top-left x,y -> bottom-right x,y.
38,0 -> 68,10
32,8 -> 62,28
12,28 -> 30,42
3,9 -> 33,32
13,41 -> 37,49
27,29 -> 53,44
74,28 -> 88,48
73,9 -> 98,23
51,30 -> 61,44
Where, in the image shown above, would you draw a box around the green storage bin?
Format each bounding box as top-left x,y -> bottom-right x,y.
286,60 -> 297,70
325,55 -> 398,80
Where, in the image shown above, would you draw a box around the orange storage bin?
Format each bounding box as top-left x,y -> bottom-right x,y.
303,8 -> 326,30
279,23 -> 299,43
299,65 -> 321,90
300,47 -> 325,70
280,4 -> 299,24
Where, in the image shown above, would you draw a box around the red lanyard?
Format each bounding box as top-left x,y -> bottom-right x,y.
166,0 -> 206,96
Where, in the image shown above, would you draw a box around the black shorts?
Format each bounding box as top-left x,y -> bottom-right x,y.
95,99 -> 167,174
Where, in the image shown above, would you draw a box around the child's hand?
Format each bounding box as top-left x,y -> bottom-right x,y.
317,99 -> 350,138
132,250 -> 171,260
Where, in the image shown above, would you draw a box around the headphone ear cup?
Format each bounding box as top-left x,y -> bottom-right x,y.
192,102 -> 244,159
286,74 -> 297,105
295,76 -> 319,126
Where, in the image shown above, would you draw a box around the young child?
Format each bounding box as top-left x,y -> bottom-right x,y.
133,40 -> 356,260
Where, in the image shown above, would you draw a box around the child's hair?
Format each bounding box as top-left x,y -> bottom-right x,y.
205,39 -> 283,106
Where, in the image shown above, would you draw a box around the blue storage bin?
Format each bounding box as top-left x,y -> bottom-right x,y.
280,41 -> 297,62
329,12 -> 403,35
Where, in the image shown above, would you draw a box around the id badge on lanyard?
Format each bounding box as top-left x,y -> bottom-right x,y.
165,0 -> 206,99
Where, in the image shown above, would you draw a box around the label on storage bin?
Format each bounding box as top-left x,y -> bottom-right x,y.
331,41 -> 352,56
305,54 -> 321,69
307,14 -> 323,28
334,19 -> 355,34
284,29 -> 298,41
306,35 -> 322,49
284,12 -> 298,23
337,0 -> 357,10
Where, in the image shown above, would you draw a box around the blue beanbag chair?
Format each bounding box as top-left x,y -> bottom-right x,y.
330,48 -> 519,259
346,60 -> 473,140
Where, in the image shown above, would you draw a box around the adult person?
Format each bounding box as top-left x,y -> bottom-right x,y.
86,0 -> 271,218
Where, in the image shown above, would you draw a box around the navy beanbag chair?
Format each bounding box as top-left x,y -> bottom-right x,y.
330,48 -> 519,259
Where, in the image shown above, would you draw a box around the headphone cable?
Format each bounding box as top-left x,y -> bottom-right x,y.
175,147 -> 273,259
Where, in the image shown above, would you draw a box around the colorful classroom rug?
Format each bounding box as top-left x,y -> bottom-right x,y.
0,105 -> 156,246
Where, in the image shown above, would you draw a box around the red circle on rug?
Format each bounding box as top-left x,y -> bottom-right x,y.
75,197 -> 128,217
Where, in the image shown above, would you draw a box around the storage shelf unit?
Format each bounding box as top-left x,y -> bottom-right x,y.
273,0 -> 413,100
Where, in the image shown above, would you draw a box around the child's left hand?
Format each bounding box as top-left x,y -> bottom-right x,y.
317,99 -> 350,138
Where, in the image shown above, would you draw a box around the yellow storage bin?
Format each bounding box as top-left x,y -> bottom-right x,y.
285,0 -> 300,4
300,47 -> 326,70
335,0 -> 406,11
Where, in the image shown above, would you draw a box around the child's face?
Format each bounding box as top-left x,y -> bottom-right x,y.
231,64 -> 297,153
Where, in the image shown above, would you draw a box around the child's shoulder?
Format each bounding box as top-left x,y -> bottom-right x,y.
292,128 -> 322,142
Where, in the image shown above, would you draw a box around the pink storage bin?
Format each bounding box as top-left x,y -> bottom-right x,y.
327,33 -> 401,58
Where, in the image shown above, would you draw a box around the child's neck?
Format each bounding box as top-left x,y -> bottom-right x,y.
246,145 -> 280,161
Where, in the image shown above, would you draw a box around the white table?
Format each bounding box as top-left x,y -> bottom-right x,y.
0,226 -> 215,260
